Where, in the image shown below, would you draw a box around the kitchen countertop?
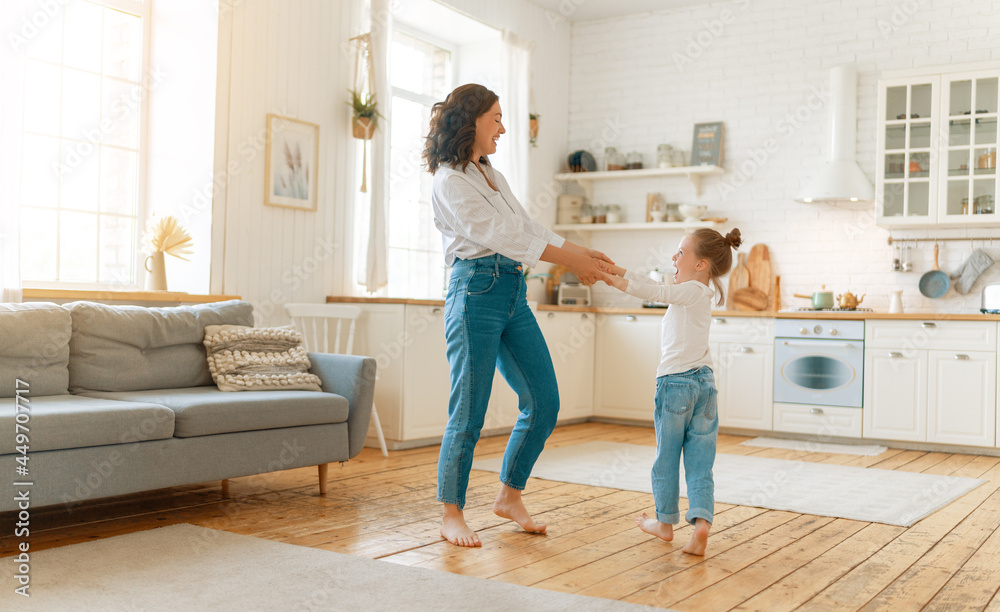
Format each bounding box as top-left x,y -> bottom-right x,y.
327,297 -> 1000,321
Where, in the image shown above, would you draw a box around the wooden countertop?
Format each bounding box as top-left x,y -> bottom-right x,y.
24,289 -> 241,304
327,296 -> 1000,321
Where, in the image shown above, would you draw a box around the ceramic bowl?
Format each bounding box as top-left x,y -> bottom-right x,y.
678,204 -> 707,222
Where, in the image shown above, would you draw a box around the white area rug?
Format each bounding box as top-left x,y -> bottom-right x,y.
472,441 -> 985,527
740,436 -> 888,456
0,524 -> 660,611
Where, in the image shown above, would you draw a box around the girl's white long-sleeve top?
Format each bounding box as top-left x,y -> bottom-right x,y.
431,161 -> 565,266
621,269 -> 715,377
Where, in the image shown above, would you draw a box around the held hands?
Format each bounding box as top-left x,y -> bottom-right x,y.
599,270 -> 627,291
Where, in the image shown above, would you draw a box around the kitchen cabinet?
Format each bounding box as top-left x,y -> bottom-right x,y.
594,313 -> 661,421
537,310 -> 596,422
864,320 -> 997,446
400,305 -> 452,440
876,70 -> 1000,227
710,316 -> 774,431
927,349 -> 996,447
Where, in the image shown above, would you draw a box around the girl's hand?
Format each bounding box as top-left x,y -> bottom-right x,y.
599,270 -> 627,291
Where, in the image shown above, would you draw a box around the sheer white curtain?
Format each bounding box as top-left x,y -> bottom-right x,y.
497,30 -> 532,205
0,3 -> 24,303
358,0 -> 390,293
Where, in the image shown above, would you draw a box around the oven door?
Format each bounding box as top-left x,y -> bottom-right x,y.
773,338 -> 863,408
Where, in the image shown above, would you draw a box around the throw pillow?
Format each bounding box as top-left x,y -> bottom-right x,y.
203,325 -> 322,392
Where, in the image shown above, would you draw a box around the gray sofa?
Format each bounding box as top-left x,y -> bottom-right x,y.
0,300 -> 376,512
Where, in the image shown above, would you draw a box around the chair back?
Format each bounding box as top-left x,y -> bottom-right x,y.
283,304 -> 362,355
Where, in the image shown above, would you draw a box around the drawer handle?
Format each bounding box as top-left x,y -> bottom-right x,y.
581,313 -> 589,320
955,354 -> 970,360
625,315 -> 637,322
740,346 -> 754,353
922,322 -> 937,328
810,407 -> 824,415
714,318 -> 727,324
547,312 -> 555,319
432,307 -> 442,314
888,351 -> 903,358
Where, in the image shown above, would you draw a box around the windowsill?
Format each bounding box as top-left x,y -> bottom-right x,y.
22,288 -> 241,304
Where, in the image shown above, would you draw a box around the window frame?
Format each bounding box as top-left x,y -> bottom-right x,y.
379,23 -> 457,299
19,0 -> 152,291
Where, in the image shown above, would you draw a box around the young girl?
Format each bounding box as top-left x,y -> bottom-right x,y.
599,227 -> 742,555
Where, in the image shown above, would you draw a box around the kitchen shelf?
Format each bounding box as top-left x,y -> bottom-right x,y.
554,221 -> 717,233
554,165 -> 724,200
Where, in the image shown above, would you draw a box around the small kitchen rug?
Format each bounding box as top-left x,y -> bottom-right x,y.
472,441 -> 985,527
739,436 -> 888,456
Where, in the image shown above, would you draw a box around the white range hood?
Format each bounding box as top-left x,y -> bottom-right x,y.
797,65 -> 875,203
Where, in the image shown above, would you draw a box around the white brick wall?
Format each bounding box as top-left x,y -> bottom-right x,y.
563,0 -> 1000,313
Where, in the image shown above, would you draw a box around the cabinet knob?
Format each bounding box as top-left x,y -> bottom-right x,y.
922,322 -> 937,328
625,315 -> 637,322
581,313 -> 589,320
713,318 -> 727,324
547,312 -> 555,319
955,353 -> 970,360
432,307 -> 442,314
740,346 -> 754,353
888,351 -> 903,358
809,407 -> 824,415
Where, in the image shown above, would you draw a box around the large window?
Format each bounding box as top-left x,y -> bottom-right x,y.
19,0 -> 148,287
384,30 -> 452,299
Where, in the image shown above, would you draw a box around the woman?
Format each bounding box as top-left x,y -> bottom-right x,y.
424,83 -> 612,548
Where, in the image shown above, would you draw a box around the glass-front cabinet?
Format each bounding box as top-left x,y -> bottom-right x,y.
941,72 -> 998,224
877,69 -> 1000,227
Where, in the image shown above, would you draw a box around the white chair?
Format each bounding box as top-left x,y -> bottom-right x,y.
284,303 -> 388,457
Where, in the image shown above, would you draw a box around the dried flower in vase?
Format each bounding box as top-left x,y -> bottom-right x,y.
146,216 -> 193,260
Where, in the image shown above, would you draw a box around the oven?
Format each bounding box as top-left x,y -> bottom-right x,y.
773,319 -> 864,408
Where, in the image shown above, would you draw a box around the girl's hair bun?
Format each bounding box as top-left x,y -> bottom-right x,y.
724,228 -> 743,250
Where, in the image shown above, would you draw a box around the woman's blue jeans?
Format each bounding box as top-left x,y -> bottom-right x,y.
652,366 -> 718,525
437,254 -> 560,509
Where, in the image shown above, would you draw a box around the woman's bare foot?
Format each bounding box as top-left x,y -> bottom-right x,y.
682,518 -> 711,555
441,503 -> 481,547
635,512 -> 674,542
493,484 -> 546,534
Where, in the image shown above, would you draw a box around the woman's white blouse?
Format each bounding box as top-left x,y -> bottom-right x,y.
431,162 -> 565,266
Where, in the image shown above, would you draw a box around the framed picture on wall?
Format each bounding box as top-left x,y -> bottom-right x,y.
265,114 -> 319,211
690,121 -> 724,167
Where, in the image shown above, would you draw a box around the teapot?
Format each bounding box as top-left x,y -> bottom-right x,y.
836,291 -> 865,310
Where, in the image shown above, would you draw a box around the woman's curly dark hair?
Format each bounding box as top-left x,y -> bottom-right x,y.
423,83 -> 499,174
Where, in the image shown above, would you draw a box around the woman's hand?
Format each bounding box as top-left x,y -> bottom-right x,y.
562,241 -> 615,265
585,247 -> 614,265
566,252 -> 604,285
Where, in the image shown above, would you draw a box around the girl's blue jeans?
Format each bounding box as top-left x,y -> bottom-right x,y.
437,254 -> 559,509
652,366 -> 718,525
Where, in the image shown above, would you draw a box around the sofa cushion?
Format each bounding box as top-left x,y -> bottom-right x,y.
0,302 -> 72,398
0,395 -> 174,454
204,325 -> 322,392
79,387 -> 350,438
67,300 -> 254,392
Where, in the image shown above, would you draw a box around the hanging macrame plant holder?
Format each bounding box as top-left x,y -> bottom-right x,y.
351,33 -> 376,192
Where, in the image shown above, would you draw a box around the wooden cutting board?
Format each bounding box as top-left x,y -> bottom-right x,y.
727,252 -> 750,310
732,287 -> 768,311
746,244 -> 772,299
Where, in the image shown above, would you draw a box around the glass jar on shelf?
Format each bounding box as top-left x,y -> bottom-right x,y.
594,204 -> 607,223
625,151 -> 644,170
579,202 -> 594,224
604,147 -> 624,171
673,149 -> 688,167
606,204 -> 622,223
656,144 -> 674,168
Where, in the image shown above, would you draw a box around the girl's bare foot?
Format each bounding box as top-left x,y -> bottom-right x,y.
493,484 -> 546,534
441,503 -> 481,547
635,512 -> 673,542
682,518 -> 711,555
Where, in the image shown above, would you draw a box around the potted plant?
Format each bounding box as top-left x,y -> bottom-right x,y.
347,89 -> 383,140
529,112 -> 540,147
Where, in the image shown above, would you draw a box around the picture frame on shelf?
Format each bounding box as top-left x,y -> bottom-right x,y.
690,121 -> 724,167
265,114 -> 319,211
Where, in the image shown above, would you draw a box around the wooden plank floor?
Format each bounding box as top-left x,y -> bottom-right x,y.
3,422 -> 1000,610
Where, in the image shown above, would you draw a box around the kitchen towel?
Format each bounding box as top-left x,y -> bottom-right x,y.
950,248 -> 994,294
